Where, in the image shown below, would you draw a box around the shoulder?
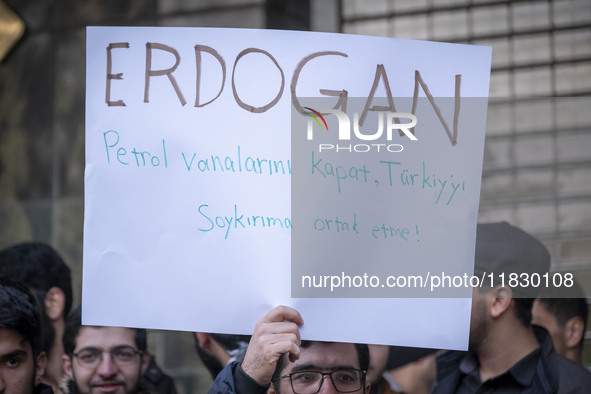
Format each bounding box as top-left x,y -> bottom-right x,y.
432,351 -> 466,393
534,325 -> 591,392
548,353 -> 591,392
207,362 -> 270,394
435,350 -> 465,378
207,362 -> 241,394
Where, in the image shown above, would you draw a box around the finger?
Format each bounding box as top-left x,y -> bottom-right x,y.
261,333 -> 300,348
263,340 -> 300,364
258,321 -> 300,335
256,324 -> 301,349
262,305 -> 304,325
287,341 -> 301,363
266,339 -> 300,358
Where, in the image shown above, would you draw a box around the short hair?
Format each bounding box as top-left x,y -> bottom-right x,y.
63,305 -> 147,355
513,298 -> 535,327
0,276 -> 44,358
537,281 -> 588,349
0,242 -> 73,318
271,341 -> 370,392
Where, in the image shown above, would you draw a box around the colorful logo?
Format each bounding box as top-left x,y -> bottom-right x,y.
304,107 -> 328,131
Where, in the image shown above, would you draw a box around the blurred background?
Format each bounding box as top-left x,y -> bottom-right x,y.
1,0 -> 590,392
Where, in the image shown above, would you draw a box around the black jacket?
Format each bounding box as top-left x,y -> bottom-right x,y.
207,362 -> 269,394
433,326 -> 591,393
34,383 -> 54,394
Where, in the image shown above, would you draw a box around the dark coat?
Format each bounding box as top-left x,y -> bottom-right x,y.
433,326 -> 591,393
207,362 -> 268,394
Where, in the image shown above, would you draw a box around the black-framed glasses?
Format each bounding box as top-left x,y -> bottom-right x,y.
71,346 -> 142,369
274,369 -> 366,394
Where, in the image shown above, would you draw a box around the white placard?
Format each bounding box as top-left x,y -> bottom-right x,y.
84,27 -> 491,350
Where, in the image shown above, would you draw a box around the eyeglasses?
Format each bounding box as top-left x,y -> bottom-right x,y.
274,369 -> 366,394
71,346 -> 142,369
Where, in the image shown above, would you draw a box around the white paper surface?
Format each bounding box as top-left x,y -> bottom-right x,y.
84,27 -> 491,350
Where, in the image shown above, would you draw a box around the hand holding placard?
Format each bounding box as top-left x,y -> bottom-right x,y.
241,306 -> 303,385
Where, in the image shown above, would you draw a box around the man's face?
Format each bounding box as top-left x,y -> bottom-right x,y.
532,300 -> 566,355
62,327 -> 148,394
192,333 -> 226,379
0,328 -> 45,394
272,342 -> 370,394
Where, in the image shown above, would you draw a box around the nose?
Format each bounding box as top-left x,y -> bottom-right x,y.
317,375 -> 339,394
0,373 -> 5,393
96,352 -> 118,377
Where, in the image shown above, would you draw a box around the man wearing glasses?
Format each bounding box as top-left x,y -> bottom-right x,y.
208,306 -> 371,394
60,306 -> 150,394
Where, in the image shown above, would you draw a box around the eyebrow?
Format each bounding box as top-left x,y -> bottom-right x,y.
0,349 -> 29,360
290,364 -> 358,373
76,345 -> 135,352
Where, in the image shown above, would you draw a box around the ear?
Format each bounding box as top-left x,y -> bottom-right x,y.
62,354 -> 74,380
195,332 -> 212,350
34,352 -> 47,385
365,382 -> 371,394
45,287 -> 66,321
564,316 -> 585,350
140,351 -> 151,375
489,287 -> 513,318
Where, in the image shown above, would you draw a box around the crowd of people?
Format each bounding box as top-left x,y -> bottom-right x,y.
1,222 -> 590,394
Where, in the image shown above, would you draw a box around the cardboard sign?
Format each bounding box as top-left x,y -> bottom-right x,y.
84,27 -> 491,350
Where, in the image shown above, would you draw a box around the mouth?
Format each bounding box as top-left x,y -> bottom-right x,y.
91,382 -> 124,393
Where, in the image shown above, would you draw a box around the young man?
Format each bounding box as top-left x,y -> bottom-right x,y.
60,307 -> 150,394
0,242 -> 73,392
208,306 -> 371,394
433,222 -> 591,393
0,276 -> 52,394
532,281 -> 588,365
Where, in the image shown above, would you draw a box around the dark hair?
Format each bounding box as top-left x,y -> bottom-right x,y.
536,281 -> 588,349
0,242 -> 73,318
271,341 -> 370,392
513,298 -> 534,327
63,305 -> 147,355
0,276 -> 44,358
